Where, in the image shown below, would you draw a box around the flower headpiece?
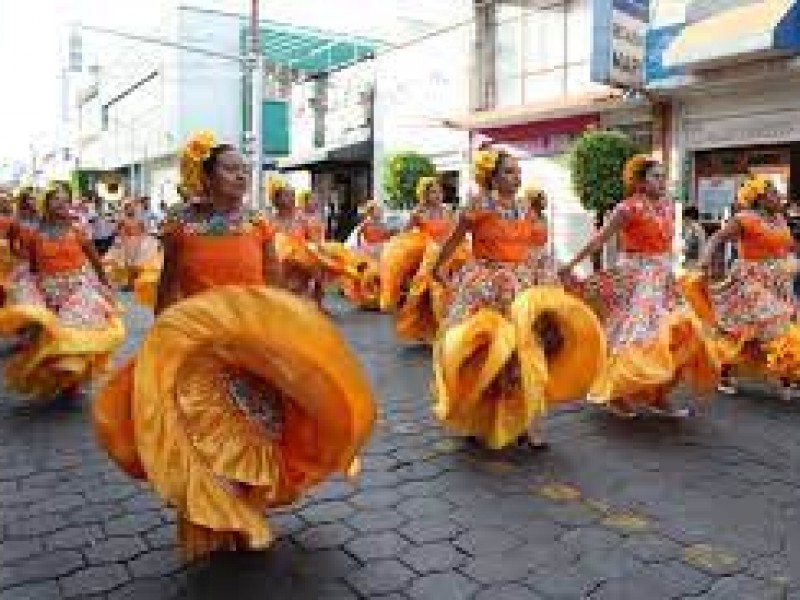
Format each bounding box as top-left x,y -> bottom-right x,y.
737,175 -> 770,207
623,154 -> 652,194
415,176 -> 439,203
473,149 -> 500,189
266,175 -> 287,203
295,188 -> 312,207
179,130 -> 217,200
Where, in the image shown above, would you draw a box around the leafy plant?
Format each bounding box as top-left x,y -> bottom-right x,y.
569,129 -> 640,224
382,151 -> 436,210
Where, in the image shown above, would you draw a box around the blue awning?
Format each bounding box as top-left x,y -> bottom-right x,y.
663,0 -> 800,69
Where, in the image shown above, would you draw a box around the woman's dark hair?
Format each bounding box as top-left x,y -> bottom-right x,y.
488,150 -> 511,190
44,181 -> 72,208
201,144 -> 237,178
631,159 -> 661,184
683,206 -> 700,220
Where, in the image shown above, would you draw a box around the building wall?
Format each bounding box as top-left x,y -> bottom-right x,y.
176,7 -> 243,146
373,20 -> 473,201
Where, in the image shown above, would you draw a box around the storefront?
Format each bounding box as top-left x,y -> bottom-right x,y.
647,0 -> 800,217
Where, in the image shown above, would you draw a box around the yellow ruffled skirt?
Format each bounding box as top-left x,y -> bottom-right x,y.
433,251 -> 604,449
680,259 -> 800,382
105,236 -> 160,288
321,243 -> 381,310
0,266 -> 125,399
379,231 -> 428,312
574,254 -> 719,409
395,242 -> 470,344
93,286 -> 376,560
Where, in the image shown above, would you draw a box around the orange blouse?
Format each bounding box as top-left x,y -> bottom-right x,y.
469,209 -> 547,263
617,196 -> 673,255
360,221 -> 391,245
32,228 -> 87,274
172,219 -> 274,298
737,212 -> 793,260
417,217 -> 452,243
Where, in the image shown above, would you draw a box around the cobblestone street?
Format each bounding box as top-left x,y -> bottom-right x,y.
1,297 -> 800,599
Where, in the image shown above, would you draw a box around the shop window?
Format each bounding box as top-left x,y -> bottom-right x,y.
524,69 -> 565,103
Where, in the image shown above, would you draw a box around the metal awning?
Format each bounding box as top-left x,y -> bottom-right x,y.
443,90 -> 632,131
240,17 -> 383,76
664,0 -> 800,70
278,136 -> 372,172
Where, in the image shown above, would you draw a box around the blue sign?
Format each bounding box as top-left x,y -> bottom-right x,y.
646,0 -> 800,85
591,0 -> 650,88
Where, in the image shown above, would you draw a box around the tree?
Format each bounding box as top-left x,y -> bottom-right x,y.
382,151 -> 436,210
569,129 -> 640,226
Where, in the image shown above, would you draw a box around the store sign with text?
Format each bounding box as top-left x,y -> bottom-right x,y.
591,0 -> 650,88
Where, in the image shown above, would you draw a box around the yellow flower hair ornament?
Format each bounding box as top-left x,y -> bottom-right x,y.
415,176 -> 439,204
179,130 -> 218,200
737,176 -> 770,208
266,175 -> 287,203
473,149 -> 500,189
295,188 -> 312,207
623,154 -> 651,194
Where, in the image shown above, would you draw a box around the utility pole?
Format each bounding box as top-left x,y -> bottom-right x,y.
246,0 -> 265,209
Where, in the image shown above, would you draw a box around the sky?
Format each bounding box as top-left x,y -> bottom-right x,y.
0,0 -> 469,167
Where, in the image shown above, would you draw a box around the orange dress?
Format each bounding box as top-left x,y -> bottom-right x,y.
0,225 -> 123,399
433,198 -> 604,448
575,195 -> 718,409
681,211 -> 798,382
94,205 -> 376,560
414,211 -> 453,243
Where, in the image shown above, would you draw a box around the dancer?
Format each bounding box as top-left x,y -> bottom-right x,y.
395,177 -> 463,343
0,181 -> 124,403
562,155 -> 718,418
105,200 -> 159,291
683,175 -> 799,400
428,148 -> 604,449
0,188 -> 15,289
296,189 -> 328,309
356,201 -> 391,256
93,132 -> 375,559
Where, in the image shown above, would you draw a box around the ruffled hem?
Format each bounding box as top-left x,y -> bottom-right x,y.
94,286 -> 376,559
0,302 -> 125,398
433,287 -> 604,449
379,231 -> 427,312
589,309 -> 719,406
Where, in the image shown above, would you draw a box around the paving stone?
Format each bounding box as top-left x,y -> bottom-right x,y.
5,513 -> 68,538
349,488 -> 402,510
347,509 -> 407,533
401,542 -> 465,574
346,559 -> 415,596
105,511 -> 164,537
296,522 -> 356,550
85,537 -> 148,565
401,518 -> 463,544
408,573 -> 478,600
700,575 -> 785,600
106,576 -> 185,600
562,527 -> 622,554
44,524 -> 103,550
296,549 -> 359,581
67,502 -> 128,526
396,496 -> 453,518
299,500 -> 355,524
0,581 -> 61,600
0,550 -> 84,590
526,565 -> 605,599
0,540 -> 43,567
84,484 -> 138,504
345,531 -> 410,561
621,533 -> 682,563
60,564 -> 130,598
128,548 -> 183,579
454,527 -> 523,556
462,551 -> 533,584
23,493 -> 86,517
144,522 -> 178,549
474,583 -> 544,600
